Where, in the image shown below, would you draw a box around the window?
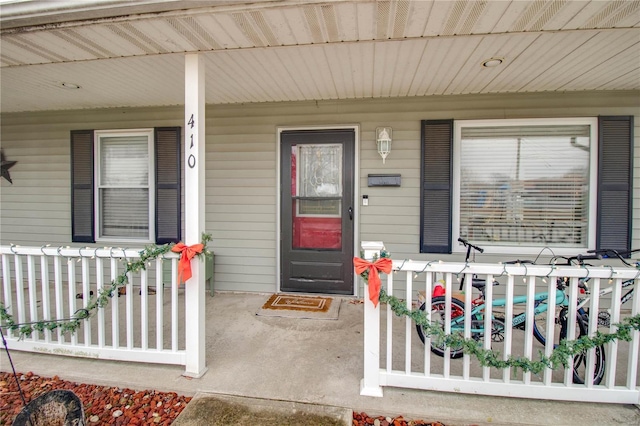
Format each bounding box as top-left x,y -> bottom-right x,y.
71,127 -> 181,244
420,116 -> 633,255
295,144 -> 342,217
453,119 -> 597,253
97,130 -> 153,241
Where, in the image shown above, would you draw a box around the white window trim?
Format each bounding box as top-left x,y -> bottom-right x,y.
94,128 -> 155,243
452,117 -> 598,255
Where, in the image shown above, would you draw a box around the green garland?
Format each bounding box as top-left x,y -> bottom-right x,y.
357,250 -> 640,375
0,233 -> 212,338
379,288 -> 640,375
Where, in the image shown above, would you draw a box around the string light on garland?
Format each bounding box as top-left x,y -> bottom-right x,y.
0,233 -> 212,339
379,287 -> 640,374
356,252 -> 640,375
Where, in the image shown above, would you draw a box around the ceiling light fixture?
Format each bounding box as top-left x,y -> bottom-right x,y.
481,58 -> 504,68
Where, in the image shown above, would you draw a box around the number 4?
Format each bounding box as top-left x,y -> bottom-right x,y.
188,114 -> 195,129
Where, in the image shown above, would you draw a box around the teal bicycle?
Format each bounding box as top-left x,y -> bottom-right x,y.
416,238 -> 606,385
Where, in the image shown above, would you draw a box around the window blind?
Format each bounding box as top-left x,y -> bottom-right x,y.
459,125 -> 590,247
98,135 -> 149,239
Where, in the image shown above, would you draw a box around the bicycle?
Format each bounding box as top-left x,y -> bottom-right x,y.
529,253 -> 595,347
579,248 -> 640,327
416,238 -> 606,385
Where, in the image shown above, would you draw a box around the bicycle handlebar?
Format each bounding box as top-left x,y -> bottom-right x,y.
457,237 -> 484,253
576,254 -> 601,262
552,253 -> 601,265
587,248 -> 640,266
503,259 -> 536,265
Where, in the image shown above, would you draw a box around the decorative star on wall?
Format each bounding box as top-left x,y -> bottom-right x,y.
1,150 -> 17,184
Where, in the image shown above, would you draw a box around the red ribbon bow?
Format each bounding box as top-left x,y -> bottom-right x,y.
171,242 -> 204,284
354,257 -> 393,307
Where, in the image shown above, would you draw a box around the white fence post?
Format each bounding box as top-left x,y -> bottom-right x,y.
360,241 -> 385,397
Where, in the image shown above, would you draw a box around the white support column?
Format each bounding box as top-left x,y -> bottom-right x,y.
183,53 -> 207,378
360,281 -> 383,397
360,241 -> 384,397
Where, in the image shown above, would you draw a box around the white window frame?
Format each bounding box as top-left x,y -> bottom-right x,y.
94,128 -> 155,243
452,117 -> 598,255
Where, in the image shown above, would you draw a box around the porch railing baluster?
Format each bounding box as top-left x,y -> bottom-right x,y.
155,259 -> 163,351
14,255 -> 25,326
405,272 -> 412,375
40,255 -> 51,343
627,281 -> 640,390
360,254 -> 640,404
26,255 -> 37,342
171,259 -> 178,352
503,274 -> 515,383
141,268 -> 148,351
54,255 -> 64,344
81,256 -> 91,346
2,254 -> 13,339
125,269 -> 133,350
67,258 -> 77,346
111,257 -> 119,349
96,257 -> 105,348
1,245 -> 187,369
523,274 -> 535,385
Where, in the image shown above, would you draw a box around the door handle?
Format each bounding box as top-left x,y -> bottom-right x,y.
348,207 -> 353,220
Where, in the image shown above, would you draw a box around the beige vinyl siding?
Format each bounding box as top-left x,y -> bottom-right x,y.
0,108 -> 183,248
1,91 -> 639,296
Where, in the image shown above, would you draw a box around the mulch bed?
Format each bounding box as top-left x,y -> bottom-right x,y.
0,371 -> 190,425
1,371 -> 445,425
352,412 -> 445,426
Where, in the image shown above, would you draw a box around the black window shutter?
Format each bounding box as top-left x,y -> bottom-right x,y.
420,120 -> 453,253
597,116 -> 633,253
71,130 -> 95,243
155,127 -> 182,244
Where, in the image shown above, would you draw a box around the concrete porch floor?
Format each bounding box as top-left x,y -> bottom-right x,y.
1,292 -> 639,425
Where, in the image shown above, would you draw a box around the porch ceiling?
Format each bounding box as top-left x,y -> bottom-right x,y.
1,0 -> 639,113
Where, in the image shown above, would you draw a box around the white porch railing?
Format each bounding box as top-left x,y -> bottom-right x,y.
361,258 -> 640,404
0,245 -> 187,367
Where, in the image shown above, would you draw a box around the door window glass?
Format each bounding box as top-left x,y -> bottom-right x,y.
291,144 -> 342,249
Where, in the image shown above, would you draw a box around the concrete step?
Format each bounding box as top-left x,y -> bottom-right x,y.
172,392 -> 352,426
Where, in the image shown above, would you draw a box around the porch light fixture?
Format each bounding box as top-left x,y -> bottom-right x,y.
481,57 -> 504,68
376,127 -> 392,164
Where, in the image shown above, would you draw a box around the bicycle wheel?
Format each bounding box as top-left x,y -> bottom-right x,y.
416,296 -> 468,359
532,299 -> 563,346
558,310 -> 606,385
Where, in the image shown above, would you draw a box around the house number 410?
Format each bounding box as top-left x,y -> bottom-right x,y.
187,114 -> 196,169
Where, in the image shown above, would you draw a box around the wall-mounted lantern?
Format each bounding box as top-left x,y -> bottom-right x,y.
376,127 -> 392,164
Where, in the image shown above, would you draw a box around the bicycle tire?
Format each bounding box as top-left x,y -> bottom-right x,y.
532,300 -> 591,347
416,296 -> 468,359
532,299 -> 563,346
558,309 -> 606,385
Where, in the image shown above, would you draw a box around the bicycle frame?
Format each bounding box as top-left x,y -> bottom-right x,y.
577,278 -> 635,311
446,288 -> 568,334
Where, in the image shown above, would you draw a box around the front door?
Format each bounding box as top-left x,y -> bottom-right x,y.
280,129 -> 354,294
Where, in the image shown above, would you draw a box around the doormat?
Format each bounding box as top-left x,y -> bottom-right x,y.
256,294 -> 340,320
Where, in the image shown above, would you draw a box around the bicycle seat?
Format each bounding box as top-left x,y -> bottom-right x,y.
471,277 -> 498,290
